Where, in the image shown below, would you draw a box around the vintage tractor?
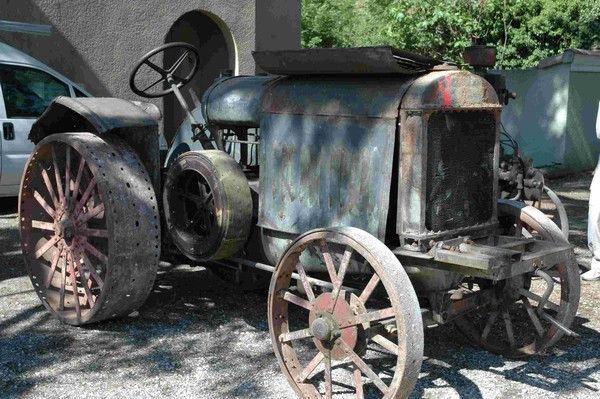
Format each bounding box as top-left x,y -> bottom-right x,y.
19,43 -> 580,398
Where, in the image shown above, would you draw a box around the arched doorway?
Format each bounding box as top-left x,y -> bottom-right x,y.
163,11 -> 235,144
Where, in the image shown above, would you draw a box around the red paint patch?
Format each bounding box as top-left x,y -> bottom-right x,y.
437,74 -> 453,107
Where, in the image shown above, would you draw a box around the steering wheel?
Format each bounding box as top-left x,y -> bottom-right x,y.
129,42 -> 200,98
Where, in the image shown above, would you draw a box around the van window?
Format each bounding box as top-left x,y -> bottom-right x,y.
0,64 -> 70,118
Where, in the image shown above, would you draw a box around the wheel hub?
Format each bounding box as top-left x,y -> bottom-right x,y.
309,292 -> 358,360
311,314 -> 337,342
56,214 -> 77,245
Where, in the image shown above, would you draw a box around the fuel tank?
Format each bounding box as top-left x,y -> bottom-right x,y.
201,75 -> 277,127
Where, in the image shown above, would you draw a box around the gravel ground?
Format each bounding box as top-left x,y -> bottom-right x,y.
1,173 -> 599,399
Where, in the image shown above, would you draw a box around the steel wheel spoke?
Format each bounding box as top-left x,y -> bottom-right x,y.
44,245 -> 62,288
64,146 -> 71,207
324,355 -> 332,399
40,167 -> 59,207
80,228 -> 108,238
75,177 -> 97,215
84,242 -> 108,265
34,191 -> 55,218
71,156 -> 86,209
518,288 -> 560,312
297,352 -> 325,383
34,236 -> 60,259
331,246 -> 353,310
280,328 -> 313,343
503,311 -> 516,348
75,255 -> 95,307
371,334 -> 399,355
353,367 -> 364,399
539,311 -> 579,336
81,253 -> 104,289
523,299 -> 545,337
341,341 -> 388,393
481,310 -> 498,340
78,203 -> 104,224
52,146 -> 65,205
66,251 -> 81,322
296,261 -> 316,303
358,273 -> 379,304
335,246 -> 352,289
31,220 -> 54,231
319,239 -> 339,287
342,307 -> 395,328
280,290 -> 313,311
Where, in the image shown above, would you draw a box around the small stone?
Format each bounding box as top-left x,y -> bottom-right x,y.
128,311 -> 139,318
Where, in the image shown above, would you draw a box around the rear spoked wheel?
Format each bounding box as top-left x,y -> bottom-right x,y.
269,227 -> 423,399
20,133 -> 160,325
455,200 -> 580,358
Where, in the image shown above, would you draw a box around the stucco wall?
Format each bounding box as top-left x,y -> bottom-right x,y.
0,0 -> 300,102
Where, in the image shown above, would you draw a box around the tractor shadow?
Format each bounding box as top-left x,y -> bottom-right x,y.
83,263 -> 279,397
413,315 -> 600,398
0,262 -> 281,398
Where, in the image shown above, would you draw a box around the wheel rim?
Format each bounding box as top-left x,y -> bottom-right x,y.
268,227 -> 423,399
526,186 -> 569,239
21,141 -> 108,323
455,202 -> 580,357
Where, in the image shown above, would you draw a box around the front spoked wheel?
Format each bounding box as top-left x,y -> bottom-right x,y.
455,200 -> 580,358
269,227 -> 423,399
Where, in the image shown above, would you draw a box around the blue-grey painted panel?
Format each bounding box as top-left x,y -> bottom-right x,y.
258,112 -> 396,239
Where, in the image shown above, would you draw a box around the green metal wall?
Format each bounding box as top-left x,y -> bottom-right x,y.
498,51 -> 600,175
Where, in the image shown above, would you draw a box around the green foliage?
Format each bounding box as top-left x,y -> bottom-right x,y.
301,0 -> 600,69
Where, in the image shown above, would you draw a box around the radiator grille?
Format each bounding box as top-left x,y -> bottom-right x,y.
425,111 -> 496,232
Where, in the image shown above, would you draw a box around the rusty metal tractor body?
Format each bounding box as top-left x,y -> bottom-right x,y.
20,45 -> 580,398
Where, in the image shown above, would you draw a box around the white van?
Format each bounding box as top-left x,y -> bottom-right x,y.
0,42 -> 91,197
